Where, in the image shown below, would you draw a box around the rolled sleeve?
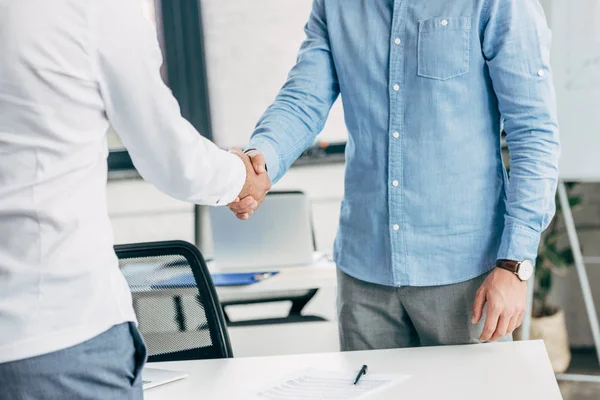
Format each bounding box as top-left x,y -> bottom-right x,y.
245,138 -> 281,184
483,0 -> 561,263
213,154 -> 247,206
496,218 -> 542,263
248,0 -> 339,184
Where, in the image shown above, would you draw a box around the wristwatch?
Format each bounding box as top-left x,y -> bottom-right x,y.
496,259 -> 534,282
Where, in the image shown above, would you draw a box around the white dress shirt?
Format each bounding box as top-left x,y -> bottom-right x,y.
0,0 -> 246,363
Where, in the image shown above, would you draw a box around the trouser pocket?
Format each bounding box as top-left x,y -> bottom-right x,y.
128,322 -> 148,384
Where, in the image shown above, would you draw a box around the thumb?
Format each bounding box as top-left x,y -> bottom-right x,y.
229,147 -> 244,157
247,150 -> 266,174
472,288 -> 486,324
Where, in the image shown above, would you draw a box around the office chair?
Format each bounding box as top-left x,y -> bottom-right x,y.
116,240 -> 233,362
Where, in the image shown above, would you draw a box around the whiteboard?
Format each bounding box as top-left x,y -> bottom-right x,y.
544,0 -> 600,181
200,0 -> 347,149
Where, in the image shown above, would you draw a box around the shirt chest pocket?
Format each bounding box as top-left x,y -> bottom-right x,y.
417,16 -> 471,81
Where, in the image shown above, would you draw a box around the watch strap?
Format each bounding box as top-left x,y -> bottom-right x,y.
496,259 -> 520,274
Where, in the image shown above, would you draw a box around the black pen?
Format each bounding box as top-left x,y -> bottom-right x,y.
353,365 -> 368,385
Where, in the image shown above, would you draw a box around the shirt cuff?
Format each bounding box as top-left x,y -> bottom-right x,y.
245,138 -> 281,184
496,221 -> 542,263
213,152 -> 247,206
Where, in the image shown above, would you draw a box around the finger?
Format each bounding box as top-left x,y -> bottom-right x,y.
247,151 -> 267,174
229,147 -> 244,156
227,197 -> 241,207
236,208 -> 254,215
480,304 -> 501,342
226,198 -> 241,208
490,315 -> 511,342
235,213 -> 249,221
506,315 -> 519,336
516,312 -> 525,329
229,205 -> 252,214
472,288 -> 486,324
229,204 -> 255,214
228,198 -> 258,213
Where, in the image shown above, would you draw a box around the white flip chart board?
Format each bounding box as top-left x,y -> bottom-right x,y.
543,0 -> 600,181
200,0 -> 347,149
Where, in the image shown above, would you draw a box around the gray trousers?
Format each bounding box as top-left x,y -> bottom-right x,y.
337,269 -> 511,350
0,323 -> 147,400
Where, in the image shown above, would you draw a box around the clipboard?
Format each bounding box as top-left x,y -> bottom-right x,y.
151,272 -> 279,289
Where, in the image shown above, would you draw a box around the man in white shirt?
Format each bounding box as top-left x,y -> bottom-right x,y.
0,0 -> 270,398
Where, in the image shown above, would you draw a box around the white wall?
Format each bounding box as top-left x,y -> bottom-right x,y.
108,163 -> 345,254
107,178 -> 195,244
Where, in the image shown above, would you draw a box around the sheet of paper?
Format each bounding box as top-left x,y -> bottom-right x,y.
249,368 -> 410,400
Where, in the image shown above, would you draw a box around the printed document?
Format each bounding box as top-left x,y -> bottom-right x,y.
250,368 -> 410,399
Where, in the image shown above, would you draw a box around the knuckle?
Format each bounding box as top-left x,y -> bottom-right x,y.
490,304 -> 502,313
515,320 -> 524,328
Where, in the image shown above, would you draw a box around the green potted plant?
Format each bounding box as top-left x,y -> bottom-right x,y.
527,182 -> 582,373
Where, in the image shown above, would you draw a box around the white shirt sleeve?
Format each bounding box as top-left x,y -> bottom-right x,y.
89,0 -> 245,206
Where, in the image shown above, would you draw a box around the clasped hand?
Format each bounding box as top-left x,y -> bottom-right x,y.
228,148 -> 271,220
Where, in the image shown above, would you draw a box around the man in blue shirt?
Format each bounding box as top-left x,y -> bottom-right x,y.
230,0 -> 560,348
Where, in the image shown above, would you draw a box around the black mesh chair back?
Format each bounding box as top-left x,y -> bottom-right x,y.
116,240 -> 232,362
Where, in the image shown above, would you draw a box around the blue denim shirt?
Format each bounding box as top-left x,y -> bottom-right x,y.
248,0 -> 560,287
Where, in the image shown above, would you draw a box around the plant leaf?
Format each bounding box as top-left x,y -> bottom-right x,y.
560,249 -> 575,265
544,246 -> 566,269
569,197 -> 583,209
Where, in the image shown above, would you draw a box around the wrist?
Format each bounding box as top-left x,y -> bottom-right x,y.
230,152 -> 252,199
495,259 -> 534,282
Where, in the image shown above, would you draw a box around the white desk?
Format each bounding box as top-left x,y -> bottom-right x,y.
123,260 -> 337,300
144,340 -> 561,400
216,262 -> 337,302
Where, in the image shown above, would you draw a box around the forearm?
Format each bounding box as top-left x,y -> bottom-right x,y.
91,0 -> 245,205
248,0 -> 339,184
498,128 -> 560,261
249,103 -> 326,184
483,0 -> 560,262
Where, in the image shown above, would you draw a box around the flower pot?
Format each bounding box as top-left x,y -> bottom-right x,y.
529,309 -> 571,373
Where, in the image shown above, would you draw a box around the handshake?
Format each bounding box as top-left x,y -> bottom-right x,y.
229,148 -> 272,220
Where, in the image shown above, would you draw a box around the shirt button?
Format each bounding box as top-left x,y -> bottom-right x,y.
537,70 -> 546,77
441,19 -> 449,26
394,38 -> 401,45
393,84 -> 400,91
393,224 -> 400,231
392,180 -> 399,187
393,131 -> 400,139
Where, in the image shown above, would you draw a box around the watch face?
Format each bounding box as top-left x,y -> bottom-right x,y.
517,260 -> 534,281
